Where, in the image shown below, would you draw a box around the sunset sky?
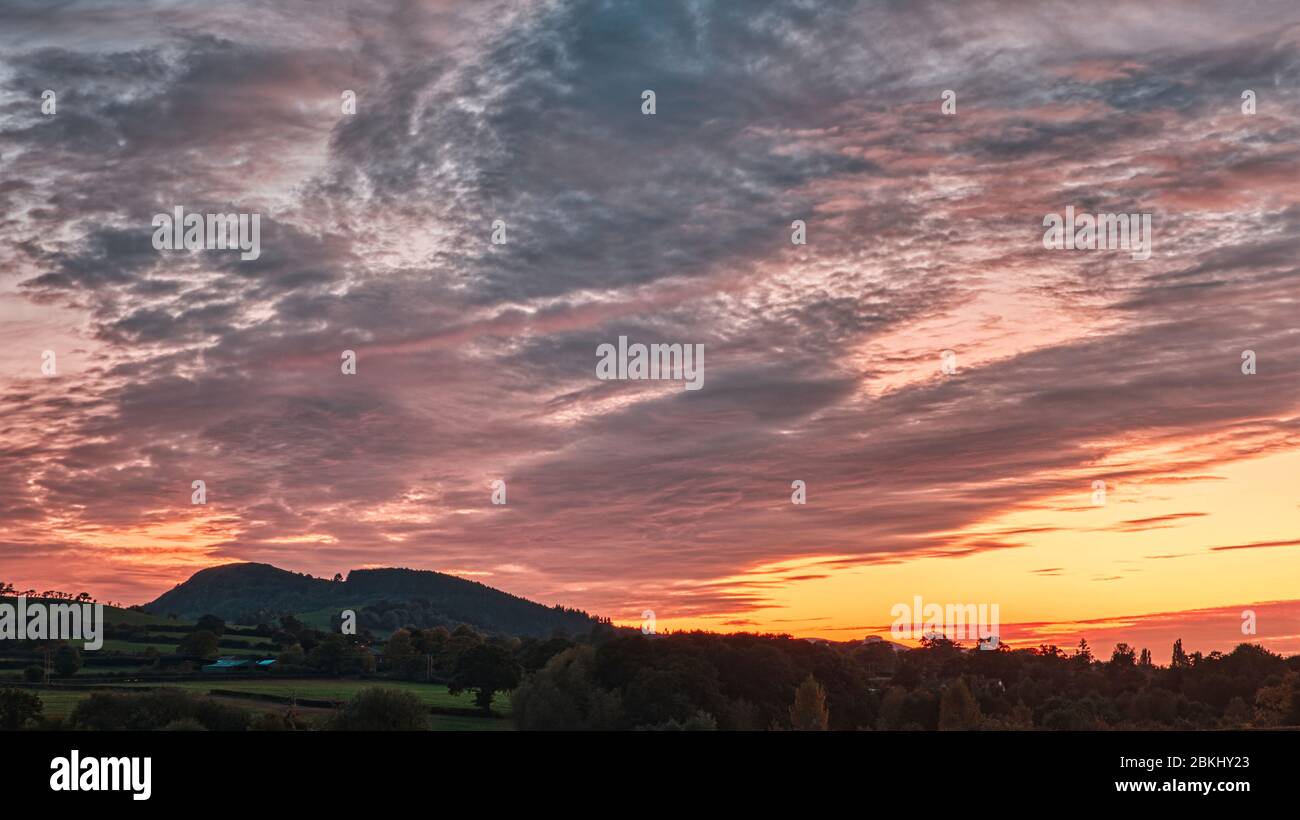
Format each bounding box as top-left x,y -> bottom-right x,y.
2,0 -> 1299,656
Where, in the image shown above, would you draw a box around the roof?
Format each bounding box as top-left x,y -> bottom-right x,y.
203,657 -> 251,669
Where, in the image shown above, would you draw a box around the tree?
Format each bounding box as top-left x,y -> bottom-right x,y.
938,678 -> 981,730
1251,672 -> 1300,727
328,688 -> 427,731
195,614 -> 225,635
177,629 -> 220,657
643,710 -> 718,731
23,666 -> 44,683
789,674 -> 829,730
1139,648 -> 1153,667
54,645 -> 81,677
1110,643 -> 1136,668
446,623 -> 484,666
876,686 -> 908,730
449,644 -> 522,712
1076,639 -> 1094,663
160,717 -> 208,731
512,646 -> 624,730
383,628 -> 420,678
278,643 -> 306,667
1222,696 -> 1251,728
1171,638 -> 1189,669
0,688 -> 44,730
307,633 -> 374,675
70,689 -> 249,731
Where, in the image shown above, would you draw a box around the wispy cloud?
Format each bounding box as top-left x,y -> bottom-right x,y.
1,1 -> 1298,649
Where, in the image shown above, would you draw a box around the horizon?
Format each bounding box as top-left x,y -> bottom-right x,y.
2,559 -> 1291,658
3,1 -> 1300,658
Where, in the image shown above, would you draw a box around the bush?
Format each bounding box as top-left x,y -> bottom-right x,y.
448,644 -> 521,711
70,689 -> 250,731
327,688 -> 427,731
640,710 -> 718,731
513,646 -> 624,731
176,630 -> 220,657
54,645 -> 81,677
0,688 -> 43,730
159,717 -> 208,731
195,615 -> 226,635
23,666 -> 43,683
250,711 -> 298,731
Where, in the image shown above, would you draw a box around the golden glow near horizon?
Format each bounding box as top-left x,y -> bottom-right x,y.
623,447 -> 1300,653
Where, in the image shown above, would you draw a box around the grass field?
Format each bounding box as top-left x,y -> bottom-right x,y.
0,665 -> 148,680
118,678 -> 511,711
28,690 -> 89,720
426,713 -> 512,730
20,682 -> 512,729
95,639 -> 270,656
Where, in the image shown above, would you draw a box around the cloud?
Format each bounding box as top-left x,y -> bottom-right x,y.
1,0 -> 1298,647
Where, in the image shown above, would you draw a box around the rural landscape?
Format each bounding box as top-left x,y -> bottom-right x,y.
3,0 -> 1300,768
3,562 -> 1300,732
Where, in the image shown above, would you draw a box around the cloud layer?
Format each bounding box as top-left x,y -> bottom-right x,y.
2,1 -> 1299,652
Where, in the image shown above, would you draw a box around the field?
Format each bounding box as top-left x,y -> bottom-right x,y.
99,638 -> 271,655
0,597 -> 513,730
16,680 -> 513,730
0,664 -> 145,680
27,690 -> 89,720
117,678 -> 512,711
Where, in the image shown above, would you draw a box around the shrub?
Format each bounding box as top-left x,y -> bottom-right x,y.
327,688 -> 427,731
0,688 -> 43,730
71,689 -> 250,731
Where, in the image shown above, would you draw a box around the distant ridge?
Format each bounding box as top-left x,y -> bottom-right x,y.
143,562 -> 603,638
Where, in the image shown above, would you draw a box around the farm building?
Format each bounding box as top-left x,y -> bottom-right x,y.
202,657 -> 277,672
202,657 -> 250,672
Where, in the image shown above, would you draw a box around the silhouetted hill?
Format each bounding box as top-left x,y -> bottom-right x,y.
143,562 -> 602,638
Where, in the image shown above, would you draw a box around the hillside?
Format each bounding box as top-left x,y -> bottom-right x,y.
0,596 -> 181,628
143,562 -> 602,638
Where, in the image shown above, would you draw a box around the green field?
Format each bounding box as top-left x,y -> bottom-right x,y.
16,680 -> 513,730
119,679 -> 511,711
94,639 -> 270,656
27,690 -> 90,720
0,599 -> 512,730
425,713 -> 512,730
0,664 -> 148,680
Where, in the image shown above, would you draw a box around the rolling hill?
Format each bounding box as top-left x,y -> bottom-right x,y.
143,562 -> 603,638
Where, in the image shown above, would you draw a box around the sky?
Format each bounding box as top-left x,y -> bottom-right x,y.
1,0 -> 1299,656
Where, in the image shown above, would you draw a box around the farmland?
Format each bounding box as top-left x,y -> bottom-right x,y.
0,596 -> 514,731
15,682 -> 512,729
115,678 -> 512,712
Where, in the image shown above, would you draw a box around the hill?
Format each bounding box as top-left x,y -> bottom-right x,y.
143,562 -> 602,638
0,595 -> 181,628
